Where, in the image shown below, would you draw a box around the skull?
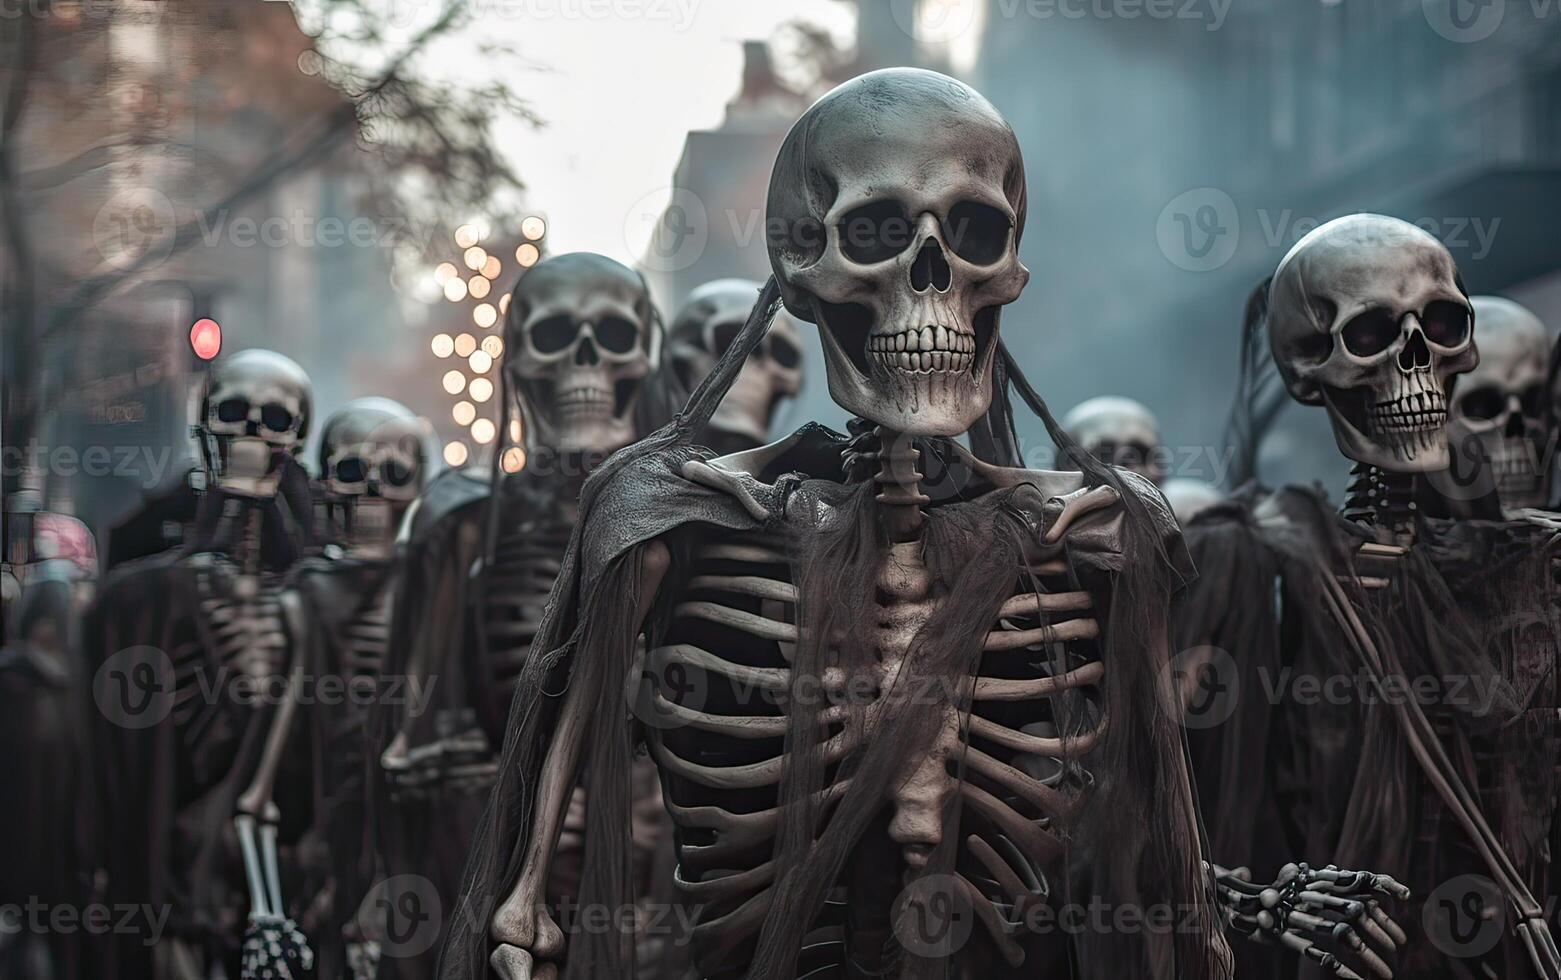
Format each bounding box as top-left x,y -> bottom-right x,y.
318,397 -> 426,503
1268,214 -> 1476,472
1061,395 -> 1163,483
766,68 -> 1029,436
504,252 -> 656,455
1448,296 -> 1550,510
668,278 -> 803,447
317,397 -> 425,555
200,349 -> 312,496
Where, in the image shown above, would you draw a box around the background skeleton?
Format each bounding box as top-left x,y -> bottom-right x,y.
376,252 -> 674,978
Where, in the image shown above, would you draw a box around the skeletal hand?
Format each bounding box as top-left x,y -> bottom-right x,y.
1210,862 -> 1410,979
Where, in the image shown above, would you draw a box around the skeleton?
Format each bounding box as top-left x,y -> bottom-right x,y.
377,253 -> 665,978
460,70 -> 1400,980
668,278 -> 804,454
1448,296 -> 1552,514
1061,396 -> 1164,484
1259,215 -> 1560,977
292,398 -> 427,978
1268,215 -> 1477,550
88,349 -> 318,979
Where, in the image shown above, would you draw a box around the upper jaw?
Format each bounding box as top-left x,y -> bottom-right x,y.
868,325 -> 976,375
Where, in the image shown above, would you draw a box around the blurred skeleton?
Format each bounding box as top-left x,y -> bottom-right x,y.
1061,395 -> 1226,524
668,278 -> 804,455
86,349 -> 322,980
1447,296 -> 1554,515
287,398 -> 426,979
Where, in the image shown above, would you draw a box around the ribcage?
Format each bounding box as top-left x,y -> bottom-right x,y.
171,556 -> 290,782
642,522 -> 1108,976
480,520 -> 573,713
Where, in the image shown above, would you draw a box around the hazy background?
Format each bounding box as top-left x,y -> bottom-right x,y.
6,0 -> 1561,542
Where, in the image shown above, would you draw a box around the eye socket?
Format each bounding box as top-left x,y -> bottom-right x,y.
259,404 -> 296,432
1520,384 -> 1547,420
594,316 -> 640,354
1291,332 -> 1334,364
215,397 -> 249,424
1457,385 -> 1507,421
769,335 -> 801,369
381,458 -> 415,486
712,320 -> 742,357
943,201 -> 1011,265
530,315 -> 578,354
837,200 -> 914,264
1340,308 -> 1401,358
1421,300 -> 1471,348
334,456 -> 367,483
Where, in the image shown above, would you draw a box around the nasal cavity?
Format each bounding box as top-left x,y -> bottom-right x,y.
575,335 -> 599,366
910,239 -> 951,294
1505,402 -> 1527,438
1398,328 -> 1430,372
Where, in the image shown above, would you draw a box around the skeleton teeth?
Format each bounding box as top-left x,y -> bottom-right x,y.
870,328 -> 976,374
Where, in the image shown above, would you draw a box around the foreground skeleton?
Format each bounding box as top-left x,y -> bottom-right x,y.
444,70 -> 1400,980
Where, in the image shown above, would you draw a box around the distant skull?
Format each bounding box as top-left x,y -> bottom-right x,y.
1448,296 -> 1550,510
1061,395 -> 1163,483
200,349 -> 312,496
1268,214 -> 1476,472
668,279 -> 803,447
317,397 -> 426,504
766,68 -> 1029,436
504,252 -> 657,455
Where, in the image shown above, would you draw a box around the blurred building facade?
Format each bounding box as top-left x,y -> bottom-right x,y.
6,0 -> 416,541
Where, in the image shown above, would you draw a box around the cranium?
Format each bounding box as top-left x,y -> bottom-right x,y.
668,278 -> 803,446
766,67 -> 1029,436
200,348 -> 312,496
503,252 -> 656,456
317,397 -> 426,504
1268,214 -> 1476,472
1448,296 -> 1550,510
1061,395 -> 1163,483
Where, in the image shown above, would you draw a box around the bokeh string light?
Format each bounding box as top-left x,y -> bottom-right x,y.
426,215 -> 544,470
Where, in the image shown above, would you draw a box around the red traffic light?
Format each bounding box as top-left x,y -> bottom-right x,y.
190,318 -> 222,360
